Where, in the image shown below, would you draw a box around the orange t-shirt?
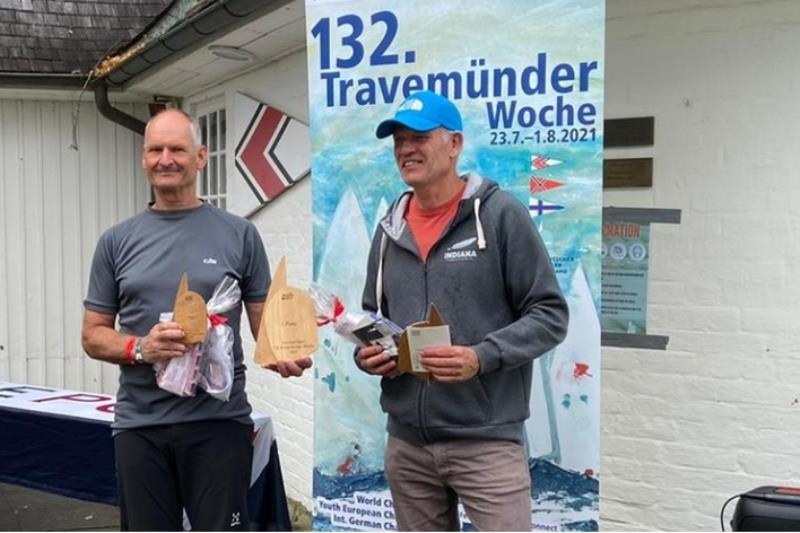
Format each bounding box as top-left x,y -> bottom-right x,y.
405,183 -> 466,262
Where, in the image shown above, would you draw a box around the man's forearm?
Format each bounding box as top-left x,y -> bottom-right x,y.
82,325 -> 136,365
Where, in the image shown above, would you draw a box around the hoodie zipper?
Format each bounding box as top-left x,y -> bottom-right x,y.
419,262 -> 432,443
415,203 -> 471,445
377,224 -> 433,443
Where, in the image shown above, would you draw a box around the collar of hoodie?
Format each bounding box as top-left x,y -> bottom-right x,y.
374,173 -> 491,315
380,172 -> 489,247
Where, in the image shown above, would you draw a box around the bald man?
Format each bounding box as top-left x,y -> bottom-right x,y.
82,109 -> 310,531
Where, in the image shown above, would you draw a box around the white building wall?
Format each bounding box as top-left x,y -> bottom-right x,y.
603,0 -> 800,530
186,49 -> 316,510
0,97 -> 149,394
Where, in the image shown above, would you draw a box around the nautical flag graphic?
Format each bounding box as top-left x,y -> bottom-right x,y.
530,154 -> 563,170
529,197 -> 565,217
530,177 -> 564,193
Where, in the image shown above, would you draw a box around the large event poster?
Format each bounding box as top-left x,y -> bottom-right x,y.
306,1 -> 604,530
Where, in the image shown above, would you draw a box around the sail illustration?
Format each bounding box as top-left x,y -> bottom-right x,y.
527,262 -> 600,474
314,189 -> 387,474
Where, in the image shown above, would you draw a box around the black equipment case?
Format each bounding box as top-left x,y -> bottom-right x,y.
731,486 -> 800,531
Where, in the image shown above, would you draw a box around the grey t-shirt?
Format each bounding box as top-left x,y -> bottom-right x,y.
84,202 -> 269,430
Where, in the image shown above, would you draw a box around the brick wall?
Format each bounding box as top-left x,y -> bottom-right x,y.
237,58 -> 316,510
246,178 -> 314,511
603,0 -> 800,529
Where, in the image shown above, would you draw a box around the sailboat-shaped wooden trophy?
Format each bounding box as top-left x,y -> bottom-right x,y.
173,273 -> 208,344
255,257 -> 318,365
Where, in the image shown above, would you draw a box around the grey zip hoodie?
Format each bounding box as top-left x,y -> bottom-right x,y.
361,173 -> 569,446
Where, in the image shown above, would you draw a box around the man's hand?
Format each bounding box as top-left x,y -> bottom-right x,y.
264,357 -> 313,378
357,345 -> 401,378
140,322 -> 188,363
420,345 -> 480,383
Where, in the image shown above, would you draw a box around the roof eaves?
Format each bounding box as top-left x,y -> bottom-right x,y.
0,72 -> 88,89
94,0 -> 290,87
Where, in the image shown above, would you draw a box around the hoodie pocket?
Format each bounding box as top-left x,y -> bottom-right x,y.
380,375 -> 420,423
425,377 -> 492,428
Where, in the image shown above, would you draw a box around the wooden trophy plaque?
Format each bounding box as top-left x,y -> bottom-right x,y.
255,257 -> 318,365
172,273 -> 208,345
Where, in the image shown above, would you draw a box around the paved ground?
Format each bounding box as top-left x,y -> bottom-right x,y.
0,482 -> 118,531
0,482 -> 312,531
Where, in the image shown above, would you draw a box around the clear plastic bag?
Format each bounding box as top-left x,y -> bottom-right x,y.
155,312 -> 202,397
309,283 -> 402,356
155,277 -> 241,401
205,276 -> 241,317
197,277 -> 240,401
309,283 -> 365,342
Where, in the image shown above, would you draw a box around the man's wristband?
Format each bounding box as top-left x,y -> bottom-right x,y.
123,336 -> 136,365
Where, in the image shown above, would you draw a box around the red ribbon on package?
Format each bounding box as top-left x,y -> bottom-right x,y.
317,297 -> 345,326
208,313 -> 228,327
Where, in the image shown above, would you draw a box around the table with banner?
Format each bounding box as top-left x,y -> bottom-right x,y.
0,381 -> 291,531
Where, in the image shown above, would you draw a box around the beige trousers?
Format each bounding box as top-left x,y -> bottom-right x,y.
384,435 -> 532,531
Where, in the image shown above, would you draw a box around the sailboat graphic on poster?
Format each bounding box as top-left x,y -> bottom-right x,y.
314,189 -> 387,477
530,264 -> 600,471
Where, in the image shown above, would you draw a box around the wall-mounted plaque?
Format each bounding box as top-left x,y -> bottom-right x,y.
604,116 -> 654,147
603,157 -> 653,188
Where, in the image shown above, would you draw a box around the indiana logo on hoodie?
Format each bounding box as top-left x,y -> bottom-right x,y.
443,237 -> 478,262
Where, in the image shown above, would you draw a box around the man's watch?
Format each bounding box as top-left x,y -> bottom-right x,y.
134,337 -> 144,364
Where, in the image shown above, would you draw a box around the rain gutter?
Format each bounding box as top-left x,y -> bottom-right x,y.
93,0 -> 290,134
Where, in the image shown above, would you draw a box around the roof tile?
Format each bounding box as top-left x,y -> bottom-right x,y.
0,0 -> 172,74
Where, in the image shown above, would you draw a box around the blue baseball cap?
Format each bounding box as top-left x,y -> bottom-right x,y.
375,90 -> 463,139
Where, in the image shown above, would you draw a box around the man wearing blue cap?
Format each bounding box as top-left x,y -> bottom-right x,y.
356,90 -> 569,531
